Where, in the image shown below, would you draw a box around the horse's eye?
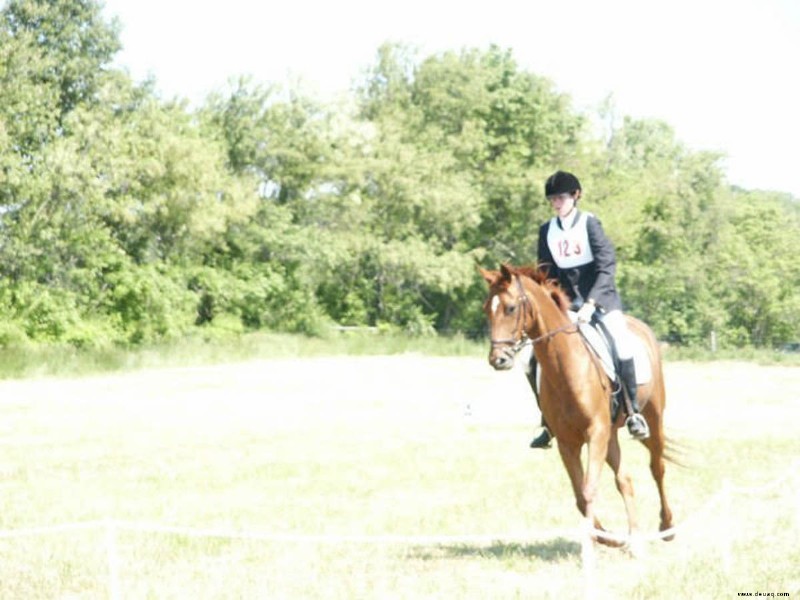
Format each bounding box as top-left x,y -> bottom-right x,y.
505,304 -> 516,316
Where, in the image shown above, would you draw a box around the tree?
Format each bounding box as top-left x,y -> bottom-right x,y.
201,77 -> 336,208
711,191 -> 800,346
348,44 -> 588,332
1,0 -> 120,122
0,16 -> 796,349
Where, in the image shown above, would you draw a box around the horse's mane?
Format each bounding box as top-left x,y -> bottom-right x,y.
509,265 -> 571,314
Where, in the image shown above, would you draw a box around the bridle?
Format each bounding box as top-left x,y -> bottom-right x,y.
489,275 -> 578,356
488,273 -> 606,393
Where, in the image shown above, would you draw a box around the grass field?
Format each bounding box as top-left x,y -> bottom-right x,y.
0,350 -> 799,599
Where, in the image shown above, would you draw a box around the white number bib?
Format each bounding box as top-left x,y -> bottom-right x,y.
546,213 -> 594,269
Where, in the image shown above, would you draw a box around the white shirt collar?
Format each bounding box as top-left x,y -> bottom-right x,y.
558,208 -> 580,230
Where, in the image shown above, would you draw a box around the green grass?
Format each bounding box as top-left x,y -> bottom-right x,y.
0,330 -> 486,380
0,345 -> 798,598
2,329 -> 799,382
661,343 -> 800,365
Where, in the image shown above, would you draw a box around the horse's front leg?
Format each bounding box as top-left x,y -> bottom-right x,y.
584,425 -> 616,543
581,420 -> 624,547
556,439 -> 587,512
556,435 -> 609,541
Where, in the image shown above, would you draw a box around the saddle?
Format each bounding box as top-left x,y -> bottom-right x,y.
571,311 -> 652,420
524,313 -> 652,421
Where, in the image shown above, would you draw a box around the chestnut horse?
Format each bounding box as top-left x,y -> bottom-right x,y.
480,264 -> 674,547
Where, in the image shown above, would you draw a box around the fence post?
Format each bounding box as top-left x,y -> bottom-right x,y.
795,471 -> 800,534
720,480 -> 732,575
581,518 -> 595,600
105,519 -> 122,600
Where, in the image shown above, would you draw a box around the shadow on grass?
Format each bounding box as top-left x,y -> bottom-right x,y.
408,537 -> 580,563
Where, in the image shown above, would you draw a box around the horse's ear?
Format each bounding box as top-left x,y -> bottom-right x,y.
499,264 -> 514,283
478,267 -> 498,286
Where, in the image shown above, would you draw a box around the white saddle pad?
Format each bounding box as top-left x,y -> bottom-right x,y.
569,312 -> 652,385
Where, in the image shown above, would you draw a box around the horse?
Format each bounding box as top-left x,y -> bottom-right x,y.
479,263 -> 675,548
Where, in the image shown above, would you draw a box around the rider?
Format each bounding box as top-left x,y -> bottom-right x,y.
529,170 -> 650,448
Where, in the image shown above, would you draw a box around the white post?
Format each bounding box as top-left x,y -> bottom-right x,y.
105,519 -> 122,600
581,518 -> 596,600
795,473 -> 800,534
720,481 -> 732,575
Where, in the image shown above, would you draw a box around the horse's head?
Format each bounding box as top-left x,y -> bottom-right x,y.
479,264 -> 534,371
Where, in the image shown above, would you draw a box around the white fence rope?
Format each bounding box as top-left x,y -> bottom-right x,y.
1,460 -> 798,599
112,522 -> 582,545
589,457 -> 800,544
0,520 -> 104,539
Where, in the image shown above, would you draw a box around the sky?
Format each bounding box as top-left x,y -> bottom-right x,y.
102,0 -> 800,198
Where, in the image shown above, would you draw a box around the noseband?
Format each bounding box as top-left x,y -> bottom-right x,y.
490,275 -> 577,355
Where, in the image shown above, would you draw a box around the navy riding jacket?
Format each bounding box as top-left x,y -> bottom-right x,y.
536,210 -> 623,313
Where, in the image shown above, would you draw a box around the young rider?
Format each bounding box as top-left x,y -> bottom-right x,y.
529,170 -> 650,448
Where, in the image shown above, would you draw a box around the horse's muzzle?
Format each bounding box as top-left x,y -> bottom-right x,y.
489,347 -> 515,370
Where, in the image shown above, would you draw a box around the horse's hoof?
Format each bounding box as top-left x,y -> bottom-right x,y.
626,534 -> 646,558
594,531 -> 626,548
660,523 -> 676,542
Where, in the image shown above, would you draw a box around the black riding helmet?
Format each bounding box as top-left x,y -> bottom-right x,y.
544,171 -> 581,197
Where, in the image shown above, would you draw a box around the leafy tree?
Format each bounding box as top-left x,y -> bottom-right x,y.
712,191 -> 800,346
0,4 -> 797,350
1,0 -> 120,126
201,78 -> 336,208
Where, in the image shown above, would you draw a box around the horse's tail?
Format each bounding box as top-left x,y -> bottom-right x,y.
643,430 -> 694,468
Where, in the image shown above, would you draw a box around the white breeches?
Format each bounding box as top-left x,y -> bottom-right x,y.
597,309 -> 635,360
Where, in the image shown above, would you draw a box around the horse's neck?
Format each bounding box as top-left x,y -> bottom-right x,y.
525,280 -> 605,422
527,283 -> 570,335
527,284 -> 584,370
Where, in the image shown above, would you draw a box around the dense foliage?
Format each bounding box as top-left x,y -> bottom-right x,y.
1,0 -> 798,349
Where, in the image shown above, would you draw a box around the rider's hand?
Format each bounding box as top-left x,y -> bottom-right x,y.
576,301 -> 595,324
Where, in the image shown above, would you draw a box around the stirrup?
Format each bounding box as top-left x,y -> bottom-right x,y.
626,414 -> 650,440
529,427 -> 553,449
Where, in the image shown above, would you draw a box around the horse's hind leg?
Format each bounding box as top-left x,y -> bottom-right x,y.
641,412 -> 675,541
606,431 -> 639,533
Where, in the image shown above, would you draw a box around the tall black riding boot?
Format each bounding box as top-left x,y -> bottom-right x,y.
530,418 -> 553,449
618,358 -> 650,440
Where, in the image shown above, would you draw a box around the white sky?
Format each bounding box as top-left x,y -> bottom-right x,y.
103,0 -> 800,198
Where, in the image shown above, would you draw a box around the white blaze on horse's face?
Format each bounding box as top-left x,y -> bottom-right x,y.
487,290 -> 520,371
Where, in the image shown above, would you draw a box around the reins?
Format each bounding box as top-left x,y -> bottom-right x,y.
490,275 -> 579,355
528,322 -> 580,346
